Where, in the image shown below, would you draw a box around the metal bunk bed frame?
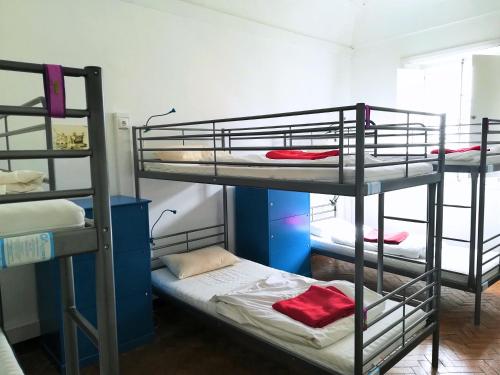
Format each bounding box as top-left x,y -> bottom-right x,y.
133,103 -> 446,374
0,59 -> 119,375
440,118 -> 500,325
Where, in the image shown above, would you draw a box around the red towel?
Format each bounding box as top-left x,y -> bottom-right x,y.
364,229 -> 409,245
430,145 -> 482,154
272,285 -> 356,328
266,149 -> 340,160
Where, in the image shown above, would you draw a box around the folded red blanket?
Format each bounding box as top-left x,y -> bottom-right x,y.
266,149 -> 340,160
430,145 -> 482,154
364,229 -> 409,245
272,285 -> 356,328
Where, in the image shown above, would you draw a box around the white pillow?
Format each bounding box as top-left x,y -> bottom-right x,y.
161,245 -> 239,279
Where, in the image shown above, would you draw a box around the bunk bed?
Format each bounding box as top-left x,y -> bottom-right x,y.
0,59 -> 120,375
310,118 -> 500,326
133,103 -> 446,375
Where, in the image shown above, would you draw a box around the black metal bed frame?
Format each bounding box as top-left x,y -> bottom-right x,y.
0,59 -> 119,374
440,118 -> 500,325
133,103 -> 446,374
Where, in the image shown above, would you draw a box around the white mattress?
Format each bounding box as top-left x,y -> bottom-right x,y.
311,235 -> 500,277
438,147 -> 500,166
0,329 -> 23,375
0,199 -> 85,237
144,154 -> 433,184
152,259 -> 427,374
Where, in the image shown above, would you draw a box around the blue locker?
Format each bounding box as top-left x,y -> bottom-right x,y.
35,196 -> 154,372
235,187 -> 311,276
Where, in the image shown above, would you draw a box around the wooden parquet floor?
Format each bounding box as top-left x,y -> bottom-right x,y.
17,254 -> 500,374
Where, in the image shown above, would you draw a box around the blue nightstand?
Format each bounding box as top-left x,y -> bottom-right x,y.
235,188 -> 311,276
35,195 -> 154,372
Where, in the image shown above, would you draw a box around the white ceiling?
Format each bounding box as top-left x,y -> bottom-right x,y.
127,0 -> 500,48
180,0 -> 357,47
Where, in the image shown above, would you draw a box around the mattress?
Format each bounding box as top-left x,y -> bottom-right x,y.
144,153 -> 433,184
0,329 -> 23,375
0,199 -> 85,237
311,235 -> 500,286
438,147 -> 500,167
152,259 -> 427,374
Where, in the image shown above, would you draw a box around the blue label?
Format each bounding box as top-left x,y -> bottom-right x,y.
1,232 -> 54,268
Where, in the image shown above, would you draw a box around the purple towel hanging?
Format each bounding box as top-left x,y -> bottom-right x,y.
364,105 -> 371,129
43,64 -> 66,118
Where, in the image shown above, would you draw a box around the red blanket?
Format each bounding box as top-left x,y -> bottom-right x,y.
430,145 -> 482,154
272,285 -> 356,328
364,229 -> 409,245
266,149 -> 340,160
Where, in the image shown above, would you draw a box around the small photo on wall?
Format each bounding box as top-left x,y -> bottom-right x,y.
52,124 -> 89,150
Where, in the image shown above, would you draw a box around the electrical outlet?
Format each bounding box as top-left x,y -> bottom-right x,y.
113,113 -> 130,130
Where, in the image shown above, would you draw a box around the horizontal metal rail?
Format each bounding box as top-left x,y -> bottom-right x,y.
0,105 -> 88,118
367,282 -> 436,329
0,59 -> 86,77
0,124 -> 46,138
0,188 -> 93,203
366,268 -> 436,311
384,216 -> 428,224
151,224 -> 225,242
363,311 -> 436,365
153,232 -> 223,251
363,294 -> 436,348
0,150 -> 91,159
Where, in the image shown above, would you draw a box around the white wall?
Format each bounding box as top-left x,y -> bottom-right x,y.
0,0 -> 351,342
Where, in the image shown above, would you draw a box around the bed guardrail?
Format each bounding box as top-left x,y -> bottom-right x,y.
0,59 -> 119,375
439,117 -> 500,324
133,104 -> 445,197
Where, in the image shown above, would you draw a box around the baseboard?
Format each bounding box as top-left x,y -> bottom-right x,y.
5,320 -> 41,344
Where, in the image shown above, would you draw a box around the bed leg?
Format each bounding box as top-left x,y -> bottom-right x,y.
60,257 -> 80,375
474,290 -> 482,326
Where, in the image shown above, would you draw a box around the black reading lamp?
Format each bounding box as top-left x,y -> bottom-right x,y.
144,108 -> 176,132
150,208 -> 177,246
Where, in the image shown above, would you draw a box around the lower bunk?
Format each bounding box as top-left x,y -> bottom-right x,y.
310,218 -> 499,294
152,256 -> 435,375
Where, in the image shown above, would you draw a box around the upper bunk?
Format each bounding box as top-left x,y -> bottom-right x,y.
133,103 -> 446,196
441,118 -> 500,174
0,59 -> 106,263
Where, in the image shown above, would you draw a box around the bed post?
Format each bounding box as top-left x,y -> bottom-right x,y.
474,117 -> 489,326
132,126 -> 141,199
84,66 -> 120,374
60,257 -> 80,374
432,113 -> 446,368
354,103 -> 365,375
468,172 -> 478,290
377,193 -> 384,294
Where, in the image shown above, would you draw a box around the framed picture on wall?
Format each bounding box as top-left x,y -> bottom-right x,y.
52,124 -> 89,150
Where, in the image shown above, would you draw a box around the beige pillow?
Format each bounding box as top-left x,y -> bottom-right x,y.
161,246 -> 239,279
154,148 -> 214,162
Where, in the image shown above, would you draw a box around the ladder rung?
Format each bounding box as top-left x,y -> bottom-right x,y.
68,307 -> 99,347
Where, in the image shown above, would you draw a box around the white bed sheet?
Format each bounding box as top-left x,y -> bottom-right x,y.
0,199 -> 85,237
152,259 -> 427,374
311,218 -> 425,259
311,235 -> 500,276
0,329 -> 23,375
144,154 -> 433,184
436,147 -> 500,166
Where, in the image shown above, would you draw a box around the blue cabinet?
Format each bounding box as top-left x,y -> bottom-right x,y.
35,196 -> 154,372
235,188 -> 311,276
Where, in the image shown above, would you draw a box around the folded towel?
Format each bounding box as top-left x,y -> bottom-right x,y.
431,145 -> 482,154
364,229 -> 409,245
272,285 -> 357,328
266,150 -> 340,160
